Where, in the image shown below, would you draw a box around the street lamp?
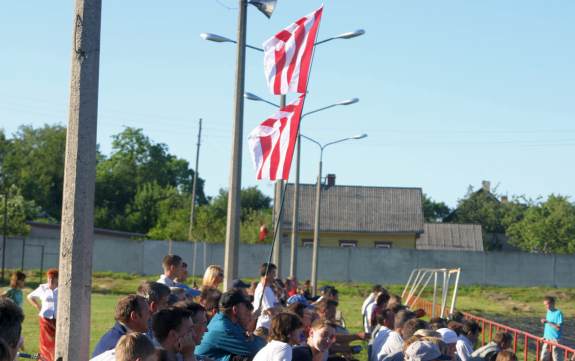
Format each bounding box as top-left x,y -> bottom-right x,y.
301,133 -> 368,296
244,92 -> 360,280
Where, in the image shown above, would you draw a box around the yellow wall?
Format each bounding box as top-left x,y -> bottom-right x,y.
283,231 -> 417,248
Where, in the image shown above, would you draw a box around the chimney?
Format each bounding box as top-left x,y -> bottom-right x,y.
501,196 -> 508,204
326,174 -> 336,187
481,180 -> 491,193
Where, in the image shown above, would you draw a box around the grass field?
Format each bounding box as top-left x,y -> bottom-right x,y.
4,270 -> 574,360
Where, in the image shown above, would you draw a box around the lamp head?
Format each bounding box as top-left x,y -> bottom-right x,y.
352,133 -> 368,140
337,98 -> 359,106
249,0 -> 277,18
200,33 -> 234,43
335,29 -> 366,40
244,92 -> 264,101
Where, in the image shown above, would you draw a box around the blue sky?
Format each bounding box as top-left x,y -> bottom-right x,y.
1,1 -> 573,207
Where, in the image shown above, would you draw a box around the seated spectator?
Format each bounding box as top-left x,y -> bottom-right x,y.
0,298 -> 25,361
387,295 -> 402,309
285,277 -> 298,298
471,332 -> 512,361
292,319 -> 338,361
174,262 -> 201,299
253,263 -> 278,330
370,309 -> 394,361
449,311 -> 466,323
202,265 -> 223,289
157,255 -> 184,287
198,287 -> 222,323
91,332 -> 156,361
362,285 -> 384,332
253,312 -> 304,361
137,281 -> 171,342
174,301 -> 209,349
377,310 -> 416,359
368,291 -> 391,333
314,299 -> 365,357
287,301 -> 315,335
152,307 -> 196,361
93,295 -> 151,358
0,338 -> 12,361
404,340 -> 451,361
195,289 -> 265,361
436,328 -> 458,358
456,320 -> 482,361
496,350 -> 518,361
232,279 -> 251,297
430,318 -> 448,331
115,333 -> 157,361
300,280 -> 313,301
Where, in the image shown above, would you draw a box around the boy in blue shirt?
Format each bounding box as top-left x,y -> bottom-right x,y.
540,296 -> 563,361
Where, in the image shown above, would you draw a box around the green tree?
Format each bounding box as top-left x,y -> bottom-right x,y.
507,195 -> 575,254
422,194 -> 451,222
0,185 -> 40,236
2,125 -> 66,220
210,186 -> 271,221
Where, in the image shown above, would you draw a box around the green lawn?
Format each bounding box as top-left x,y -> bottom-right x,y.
5,271 -> 575,360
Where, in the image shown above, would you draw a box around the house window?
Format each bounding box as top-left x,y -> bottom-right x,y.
301,239 -> 314,247
339,240 -> 357,248
375,241 -> 392,249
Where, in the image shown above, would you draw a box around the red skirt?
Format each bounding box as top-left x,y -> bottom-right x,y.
39,317 -> 56,361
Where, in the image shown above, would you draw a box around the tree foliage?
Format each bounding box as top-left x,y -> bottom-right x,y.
0,185 -> 40,236
506,195 -> 575,254
422,194 -> 451,222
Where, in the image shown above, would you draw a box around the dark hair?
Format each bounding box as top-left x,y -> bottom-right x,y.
315,299 -> 338,316
388,303 -> 407,314
115,295 -> 146,324
461,320 -> 482,337
310,317 -> 338,331
375,290 -> 391,307
321,286 -> 339,298
152,307 -> 192,343
200,287 -> 222,313
394,309 -> 415,330
0,298 -> 24,349
115,332 -> 156,361
137,281 -> 170,304
447,321 -> 463,335
162,254 -> 183,269
173,300 -> 206,319
402,318 -> 428,339
9,271 -> 26,288
493,332 -> 513,349
372,284 -> 383,293
375,308 -> 394,327
270,312 -> 303,343
544,296 -> 556,304
259,263 -> 277,277
449,311 -> 465,323
429,317 -> 448,330
0,338 -> 12,361
287,302 -> 306,319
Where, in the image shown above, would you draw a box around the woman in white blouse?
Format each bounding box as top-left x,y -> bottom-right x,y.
253,312 -> 304,361
27,268 -> 58,361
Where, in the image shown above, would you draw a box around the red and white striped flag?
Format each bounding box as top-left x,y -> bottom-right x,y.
263,5 -> 323,95
248,95 -> 305,180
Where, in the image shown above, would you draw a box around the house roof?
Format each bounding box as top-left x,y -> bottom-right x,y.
281,184 -> 424,234
416,223 -> 483,251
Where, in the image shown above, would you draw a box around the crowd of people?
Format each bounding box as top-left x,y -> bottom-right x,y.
0,255 -> 566,361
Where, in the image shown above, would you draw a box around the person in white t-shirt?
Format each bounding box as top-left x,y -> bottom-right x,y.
362,285 -> 383,333
252,263 -> 278,330
157,254 -> 184,287
27,268 -> 58,361
91,332 -> 157,361
370,309 -> 394,361
253,312 -> 304,361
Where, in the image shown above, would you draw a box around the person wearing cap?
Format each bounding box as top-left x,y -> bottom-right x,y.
195,289 -> 265,361
232,279 -> 251,299
436,328 -> 458,358
404,340 -> 452,361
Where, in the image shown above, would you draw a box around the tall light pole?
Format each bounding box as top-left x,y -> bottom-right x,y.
189,118 -> 202,281
301,133 -> 367,296
202,26 -> 364,283
244,92 -> 359,279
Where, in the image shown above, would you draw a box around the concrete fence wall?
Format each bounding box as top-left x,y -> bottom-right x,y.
3,236 -> 574,287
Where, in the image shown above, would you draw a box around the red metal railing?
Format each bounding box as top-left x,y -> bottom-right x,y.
413,298 -> 575,361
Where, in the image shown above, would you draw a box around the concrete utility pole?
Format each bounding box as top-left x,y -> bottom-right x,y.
55,1 -> 101,360
223,0 -> 247,291
289,135 -> 300,279
272,95 -> 286,276
189,118 -> 202,279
